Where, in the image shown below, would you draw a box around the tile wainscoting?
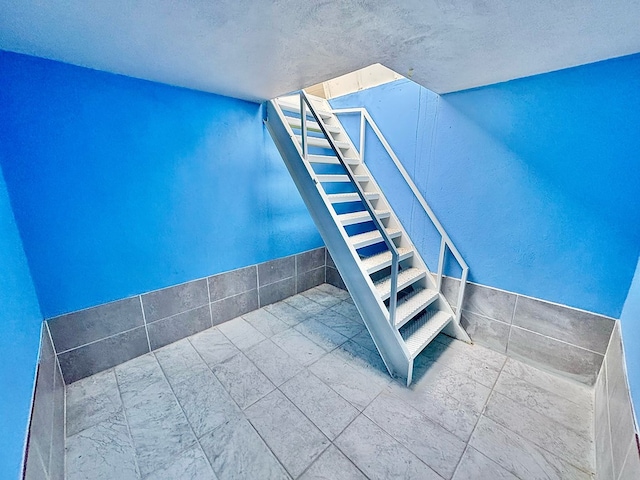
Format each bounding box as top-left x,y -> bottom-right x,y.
46,247 -> 328,384
23,324 -> 65,480
440,276 -> 615,386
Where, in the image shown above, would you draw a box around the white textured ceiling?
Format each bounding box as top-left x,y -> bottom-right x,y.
1,0 -> 640,102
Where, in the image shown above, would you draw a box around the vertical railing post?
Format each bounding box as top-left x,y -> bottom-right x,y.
436,237 -> 446,291
359,112 -> 366,163
300,94 -> 308,160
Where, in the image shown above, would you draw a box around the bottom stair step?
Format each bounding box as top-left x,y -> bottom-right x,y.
400,310 -> 452,358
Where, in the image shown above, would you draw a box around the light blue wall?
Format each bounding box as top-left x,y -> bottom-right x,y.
620,257 -> 640,420
0,51 -> 322,318
0,166 -> 42,478
331,53 -> 640,318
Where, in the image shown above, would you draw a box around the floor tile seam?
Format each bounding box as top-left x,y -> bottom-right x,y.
617,439 -> 638,480
292,442 -> 334,480
112,366 -> 145,479
293,322 -> 345,354
432,335 -> 506,372
450,353 -> 508,479
509,324 -> 607,356
56,323 -> 148,355
216,316 -> 266,350
152,350 -> 218,479
330,437 -> 377,480
482,390 -> 595,475
359,390 -> 458,479
242,395 -> 312,479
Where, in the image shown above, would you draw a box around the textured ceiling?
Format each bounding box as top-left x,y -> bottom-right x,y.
1,0 -> 640,102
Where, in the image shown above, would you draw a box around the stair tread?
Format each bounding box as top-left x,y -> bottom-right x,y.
350,228 -> 401,249
360,247 -> 413,273
327,192 -> 379,203
375,267 -> 426,300
401,310 -> 452,358
295,135 -> 350,150
395,288 -> 440,329
317,174 -> 368,183
277,97 -> 332,118
286,116 -> 341,134
307,154 -> 359,165
338,209 -> 390,226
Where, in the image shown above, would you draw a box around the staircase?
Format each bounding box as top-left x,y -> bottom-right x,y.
265,91 -> 471,385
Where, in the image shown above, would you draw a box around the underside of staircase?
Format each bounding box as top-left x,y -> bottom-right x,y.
265,91 -> 471,385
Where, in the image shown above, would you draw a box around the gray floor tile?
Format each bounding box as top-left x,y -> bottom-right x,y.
494,370 -> 593,438
199,417 -> 290,480
300,287 -> 342,308
502,357 -> 593,410
154,339 -> 211,386
470,416 -> 592,480
484,392 -> 595,473
271,328 -> 327,366
313,309 -> 364,338
386,380 -> 480,442
330,301 -> 362,323
246,390 -> 330,477
114,354 -> 167,407
284,294 -> 327,316
453,447 -> 518,480
145,443 -> 216,480
364,390 -> 466,479
349,329 -> 377,351
309,353 -> 385,411
170,368 -> 243,438
264,300 -> 309,326
419,338 -> 502,388
411,357 -> 491,413
333,340 -> 391,387
299,445 -> 367,480
315,283 -> 351,300
218,317 -> 267,350
335,415 -> 441,480
66,411 -> 139,480
294,318 -> 349,351
244,339 -> 304,386
189,328 -> 240,367
434,334 -> 507,371
242,308 -> 289,337
211,352 -> 275,409
66,369 -> 122,437
280,369 -> 359,440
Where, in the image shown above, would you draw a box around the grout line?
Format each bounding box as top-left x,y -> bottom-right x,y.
510,324 -> 605,356
139,296 -> 152,353
57,324 -> 147,355
450,354 -> 508,478
112,367 -> 144,479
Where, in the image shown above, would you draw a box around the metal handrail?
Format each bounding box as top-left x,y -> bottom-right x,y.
332,107 -> 469,321
299,92 -> 400,324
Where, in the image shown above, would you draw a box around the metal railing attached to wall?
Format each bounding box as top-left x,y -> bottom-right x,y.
331,107 -> 469,323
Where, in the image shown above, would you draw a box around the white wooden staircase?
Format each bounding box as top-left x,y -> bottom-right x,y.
265,91 -> 471,385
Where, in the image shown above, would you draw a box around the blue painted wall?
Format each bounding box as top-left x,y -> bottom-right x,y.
620,256 -> 640,421
0,166 -> 42,478
0,51 -> 322,318
331,54 -> 640,318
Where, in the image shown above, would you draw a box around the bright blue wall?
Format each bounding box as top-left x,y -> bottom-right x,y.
0,166 -> 42,478
620,256 -> 640,420
0,51 -> 322,318
331,54 -> 640,318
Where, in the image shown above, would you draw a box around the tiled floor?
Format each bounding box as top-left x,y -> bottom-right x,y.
65,283 -> 596,479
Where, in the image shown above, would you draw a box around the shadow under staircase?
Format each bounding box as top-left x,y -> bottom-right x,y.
265,91 -> 471,385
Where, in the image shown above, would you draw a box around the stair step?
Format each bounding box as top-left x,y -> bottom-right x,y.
394,289 -> 440,329
360,247 -> 413,274
295,135 -> 351,150
277,98 -> 332,119
307,154 -> 359,165
337,209 -> 390,226
375,267 -> 426,301
401,310 -> 452,358
316,174 -> 369,183
327,192 -> 379,204
350,227 -> 402,249
286,116 -> 340,134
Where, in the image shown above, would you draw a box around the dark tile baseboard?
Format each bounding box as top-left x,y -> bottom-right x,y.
442,276 -> 615,386
47,247 -> 327,384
